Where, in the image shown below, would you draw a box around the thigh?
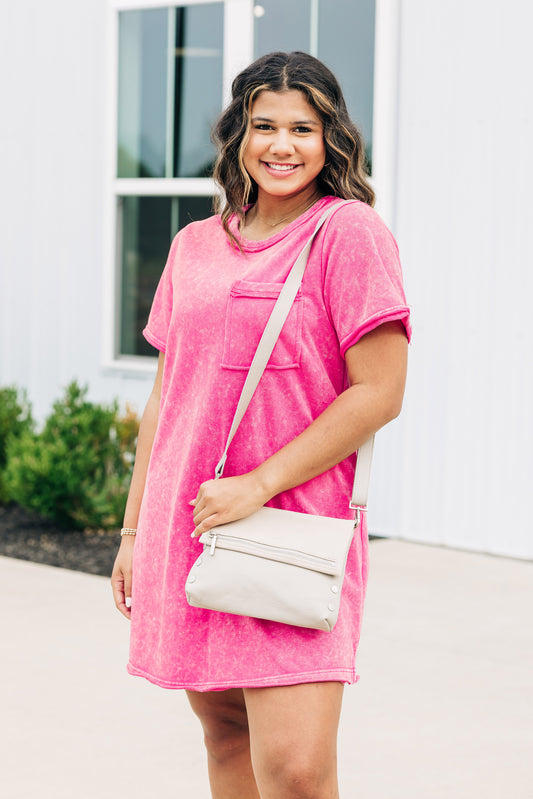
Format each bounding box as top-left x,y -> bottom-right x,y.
243,681 -> 344,767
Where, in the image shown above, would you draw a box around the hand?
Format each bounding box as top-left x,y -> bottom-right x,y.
190,473 -> 271,539
111,536 -> 135,619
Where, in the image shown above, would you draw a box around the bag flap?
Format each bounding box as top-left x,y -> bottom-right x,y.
198,506 -> 354,575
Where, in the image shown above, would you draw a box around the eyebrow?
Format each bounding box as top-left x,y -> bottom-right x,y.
251,116 -> 320,126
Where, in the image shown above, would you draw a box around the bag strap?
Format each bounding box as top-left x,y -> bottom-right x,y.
214,201 -> 374,518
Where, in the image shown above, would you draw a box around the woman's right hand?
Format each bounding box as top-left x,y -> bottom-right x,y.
111,536 -> 135,620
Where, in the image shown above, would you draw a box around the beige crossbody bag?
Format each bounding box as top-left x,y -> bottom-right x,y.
185,202 -> 374,631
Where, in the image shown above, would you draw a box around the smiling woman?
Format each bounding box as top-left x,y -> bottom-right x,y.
112,50 -> 410,799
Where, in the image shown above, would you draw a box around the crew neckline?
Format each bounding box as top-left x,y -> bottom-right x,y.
228,196 -> 337,252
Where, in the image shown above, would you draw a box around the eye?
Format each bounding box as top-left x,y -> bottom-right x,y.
294,126 -> 312,134
254,123 -> 273,131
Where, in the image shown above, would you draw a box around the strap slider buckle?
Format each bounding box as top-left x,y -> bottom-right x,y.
214,454 -> 227,480
349,503 -> 367,529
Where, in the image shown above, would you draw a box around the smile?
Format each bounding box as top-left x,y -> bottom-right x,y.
263,162 -> 300,172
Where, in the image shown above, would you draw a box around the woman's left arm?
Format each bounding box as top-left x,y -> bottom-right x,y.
191,320 -> 408,536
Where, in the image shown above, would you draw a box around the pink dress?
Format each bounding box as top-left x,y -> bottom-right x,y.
127,196 -> 411,691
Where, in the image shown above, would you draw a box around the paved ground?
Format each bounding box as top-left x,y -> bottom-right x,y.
1,540 -> 531,799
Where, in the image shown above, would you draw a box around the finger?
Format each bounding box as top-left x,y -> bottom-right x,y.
192,504 -> 209,524
191,512 -> 218,538
124,569 -> 132,606
117,598 -> 132,619
111,574 -> 131,620
190,480 -> 216,511
191,480 -> 212,505
192,503 -> 219,527
111,571 -> 124,606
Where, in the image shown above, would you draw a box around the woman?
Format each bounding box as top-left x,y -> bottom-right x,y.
112,51 -> 410,799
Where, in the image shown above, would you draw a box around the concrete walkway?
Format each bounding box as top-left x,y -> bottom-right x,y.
0,540 -> 531,799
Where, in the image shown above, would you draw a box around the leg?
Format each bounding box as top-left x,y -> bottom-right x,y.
244,681 -> 344,799
186,688 -> 261,799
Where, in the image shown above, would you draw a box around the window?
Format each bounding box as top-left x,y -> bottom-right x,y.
117,5 -> 223,181
111,1 -> 224,362
108,0 -> 383,367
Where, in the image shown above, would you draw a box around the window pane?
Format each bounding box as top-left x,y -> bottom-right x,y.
254,0 -> 311,56
119,195 -> 213,357
118,9 -> 168,178
117,4 -> 223,180
174,4 -> 224,177
253,0 -> 375,171
317,0 -> 375,169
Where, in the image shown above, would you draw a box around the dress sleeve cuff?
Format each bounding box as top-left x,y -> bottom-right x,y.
339,307 -> 412,358
143,326 -> 167,353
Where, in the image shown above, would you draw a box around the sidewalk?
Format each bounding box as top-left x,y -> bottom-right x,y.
1,540 -> 531,799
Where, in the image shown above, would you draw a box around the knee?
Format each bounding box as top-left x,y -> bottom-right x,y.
188,697 -> 250,764
256,747 -> 335,799
203,714 -> 250,764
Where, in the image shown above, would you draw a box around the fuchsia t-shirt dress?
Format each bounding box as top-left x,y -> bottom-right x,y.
127,196 -> 411,691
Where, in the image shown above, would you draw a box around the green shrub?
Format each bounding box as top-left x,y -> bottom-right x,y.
4,381 -> 139,530
0,386 -> 34,504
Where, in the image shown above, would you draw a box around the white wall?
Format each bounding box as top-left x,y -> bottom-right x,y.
1,0 -> 532,558
0,0 -> 155,422
370,0 -> 533,558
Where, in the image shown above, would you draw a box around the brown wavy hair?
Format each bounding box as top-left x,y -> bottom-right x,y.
212,51 -> 375,248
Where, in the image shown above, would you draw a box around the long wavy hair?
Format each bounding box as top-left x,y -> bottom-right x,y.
212,51 -> 375,248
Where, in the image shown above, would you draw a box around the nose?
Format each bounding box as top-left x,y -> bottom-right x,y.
269,128 -> 295,156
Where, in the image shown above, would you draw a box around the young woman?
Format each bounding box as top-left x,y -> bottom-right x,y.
112,51 -> 410,799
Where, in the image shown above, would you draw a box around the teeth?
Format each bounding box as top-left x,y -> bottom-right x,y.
267,163 -> 298,171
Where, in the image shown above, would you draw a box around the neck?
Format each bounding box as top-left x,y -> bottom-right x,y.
246,188 -> 323,230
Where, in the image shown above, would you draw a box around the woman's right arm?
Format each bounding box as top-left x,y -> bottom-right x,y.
111,351 -> 165,619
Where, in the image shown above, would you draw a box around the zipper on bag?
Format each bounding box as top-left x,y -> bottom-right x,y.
207,531 -> 337,574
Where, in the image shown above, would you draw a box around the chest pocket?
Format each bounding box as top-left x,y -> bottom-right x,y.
221,281 -> 303,371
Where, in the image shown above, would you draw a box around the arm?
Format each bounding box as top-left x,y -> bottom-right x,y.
111,352 -> 165,619
191,320 -> 407,535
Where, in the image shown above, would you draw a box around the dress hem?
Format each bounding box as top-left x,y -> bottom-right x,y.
126,661 -> 359,691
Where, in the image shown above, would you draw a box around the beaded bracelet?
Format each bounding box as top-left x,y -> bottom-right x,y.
121,527 -> 137,536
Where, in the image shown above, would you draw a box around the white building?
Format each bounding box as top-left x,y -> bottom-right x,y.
1,0 -> 532,558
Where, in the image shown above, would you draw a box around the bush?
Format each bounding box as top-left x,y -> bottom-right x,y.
0,386 -> 34,504
4,382 -> 139,530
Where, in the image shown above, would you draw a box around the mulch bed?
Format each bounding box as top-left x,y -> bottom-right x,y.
0,503 -> 385,579
0,504 -> 119,577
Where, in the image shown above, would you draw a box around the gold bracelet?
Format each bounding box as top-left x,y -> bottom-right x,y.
121,527 -> 137,536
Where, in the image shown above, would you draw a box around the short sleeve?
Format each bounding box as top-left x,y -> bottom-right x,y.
322,204 -> 412,358
142,234 -> 180,353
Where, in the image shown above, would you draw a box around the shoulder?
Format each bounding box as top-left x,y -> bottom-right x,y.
316,200 -> 404,287
160,214 -> 228,275
169,213 -> 225,251
320,199 -> 398,253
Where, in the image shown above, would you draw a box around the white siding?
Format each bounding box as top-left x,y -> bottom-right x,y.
0,0 -> 156,423
371,0 -> 533,558
1,0 -> 532,558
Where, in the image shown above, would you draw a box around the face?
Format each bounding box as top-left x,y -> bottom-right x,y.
242,90 -> 326,202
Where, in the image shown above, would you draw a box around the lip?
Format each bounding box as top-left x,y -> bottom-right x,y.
261,161 -> 302,177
